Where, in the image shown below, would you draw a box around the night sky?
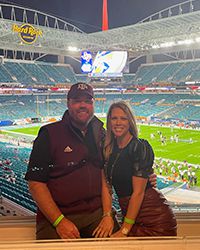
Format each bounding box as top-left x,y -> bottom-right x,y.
0,0 -> 196,72
0,0 -> 191,32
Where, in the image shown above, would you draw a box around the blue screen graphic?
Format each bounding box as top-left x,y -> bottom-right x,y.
81,51 -> 92,73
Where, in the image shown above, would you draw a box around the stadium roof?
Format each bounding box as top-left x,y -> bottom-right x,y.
1,1 -> 200,60
89,10 -> 200,57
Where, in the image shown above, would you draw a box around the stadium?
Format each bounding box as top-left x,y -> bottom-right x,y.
0,0 -> 200,249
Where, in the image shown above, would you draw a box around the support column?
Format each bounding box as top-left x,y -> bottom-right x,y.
58,55 -> 65,64
146,54 -> 153,64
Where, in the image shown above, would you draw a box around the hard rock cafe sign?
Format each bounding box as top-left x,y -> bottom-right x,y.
12,23 -> 43,44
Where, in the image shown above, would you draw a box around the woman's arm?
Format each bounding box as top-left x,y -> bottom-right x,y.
101,170 -> 113,215
111,176 -> 147,237
92,170 -> 114,237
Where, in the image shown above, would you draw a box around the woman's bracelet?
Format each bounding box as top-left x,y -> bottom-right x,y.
124,217 -> 135,225
53,214 -> 65,227
102,211 -> 112,218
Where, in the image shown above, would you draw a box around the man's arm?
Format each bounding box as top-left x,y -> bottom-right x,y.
29,181 -> 80,239
27,128 -> 80,239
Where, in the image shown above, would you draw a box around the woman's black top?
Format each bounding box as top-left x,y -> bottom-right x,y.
105,138 -> 154,198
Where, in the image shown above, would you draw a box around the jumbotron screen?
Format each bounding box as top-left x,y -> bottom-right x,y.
81,51 -> 93,73
90,51 -> 128,77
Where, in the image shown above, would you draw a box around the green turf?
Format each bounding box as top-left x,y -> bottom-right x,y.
9,126 -> 41,136
139,125 -> 200,165
8,121 -> 200,165
5,121 -> 200,187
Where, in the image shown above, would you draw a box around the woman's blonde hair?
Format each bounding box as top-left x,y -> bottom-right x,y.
104,101 -> 138,161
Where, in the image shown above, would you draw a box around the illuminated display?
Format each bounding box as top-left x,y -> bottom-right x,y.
81,51 -> 92,73
91,51 -> 127,76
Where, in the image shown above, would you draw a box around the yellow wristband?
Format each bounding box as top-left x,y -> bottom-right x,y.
124,217 -> 135,225
53,214 -> 64,227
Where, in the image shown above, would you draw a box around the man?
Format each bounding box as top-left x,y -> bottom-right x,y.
25,82 -> 156,239
25,82 -> 116,239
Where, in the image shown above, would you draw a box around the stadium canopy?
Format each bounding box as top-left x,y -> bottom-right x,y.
1,1 -> 200,60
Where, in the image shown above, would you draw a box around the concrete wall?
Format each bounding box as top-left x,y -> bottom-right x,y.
0,215 -> 200,242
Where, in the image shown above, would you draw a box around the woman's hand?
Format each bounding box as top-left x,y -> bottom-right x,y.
110,229 -> 127,238
92,216 -> 114,238
149,173 -> 157,187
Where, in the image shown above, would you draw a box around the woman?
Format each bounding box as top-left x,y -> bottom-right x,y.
103,101 -> 177,237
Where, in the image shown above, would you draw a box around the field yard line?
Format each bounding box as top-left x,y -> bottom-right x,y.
1,130 -> 35,137
155,157 -> 199,167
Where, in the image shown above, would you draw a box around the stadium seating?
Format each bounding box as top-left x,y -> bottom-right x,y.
54,64 -> 77,83
0,63 -> 15,83
135,64 -> 167,85
76,74 -> 88,83
1,60 -> 77,86
0,93 -> 200,122
1,59 -> 200,87
4,62 -> 36,85
0,139 -> 176,214
0,141 -> 36,212
130,59 -> 200,85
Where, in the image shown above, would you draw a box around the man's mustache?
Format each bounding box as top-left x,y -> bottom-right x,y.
77,108 -> 88,112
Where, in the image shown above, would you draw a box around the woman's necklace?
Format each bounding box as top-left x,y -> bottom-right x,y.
105,135 -> 133,194
107,150 -> 122,187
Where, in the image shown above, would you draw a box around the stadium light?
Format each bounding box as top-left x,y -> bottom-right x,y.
185,81 -> 196,85
152,44 -> 160,49
160,41 -> 176,48
177,39 -> 194,45
152,38 -> 200,50
68,46 -> 80,52
195,37 -> 200,43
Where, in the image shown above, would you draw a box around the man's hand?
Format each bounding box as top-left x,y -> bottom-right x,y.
92,216 -> 114,238
56,218 -> 80,239
149,173 -> 157,187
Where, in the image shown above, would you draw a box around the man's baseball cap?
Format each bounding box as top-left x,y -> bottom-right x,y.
67,83 -> 94,99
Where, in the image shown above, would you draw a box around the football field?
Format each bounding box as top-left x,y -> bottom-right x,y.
8,120 -> 200,165
5,121 -> 200,187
